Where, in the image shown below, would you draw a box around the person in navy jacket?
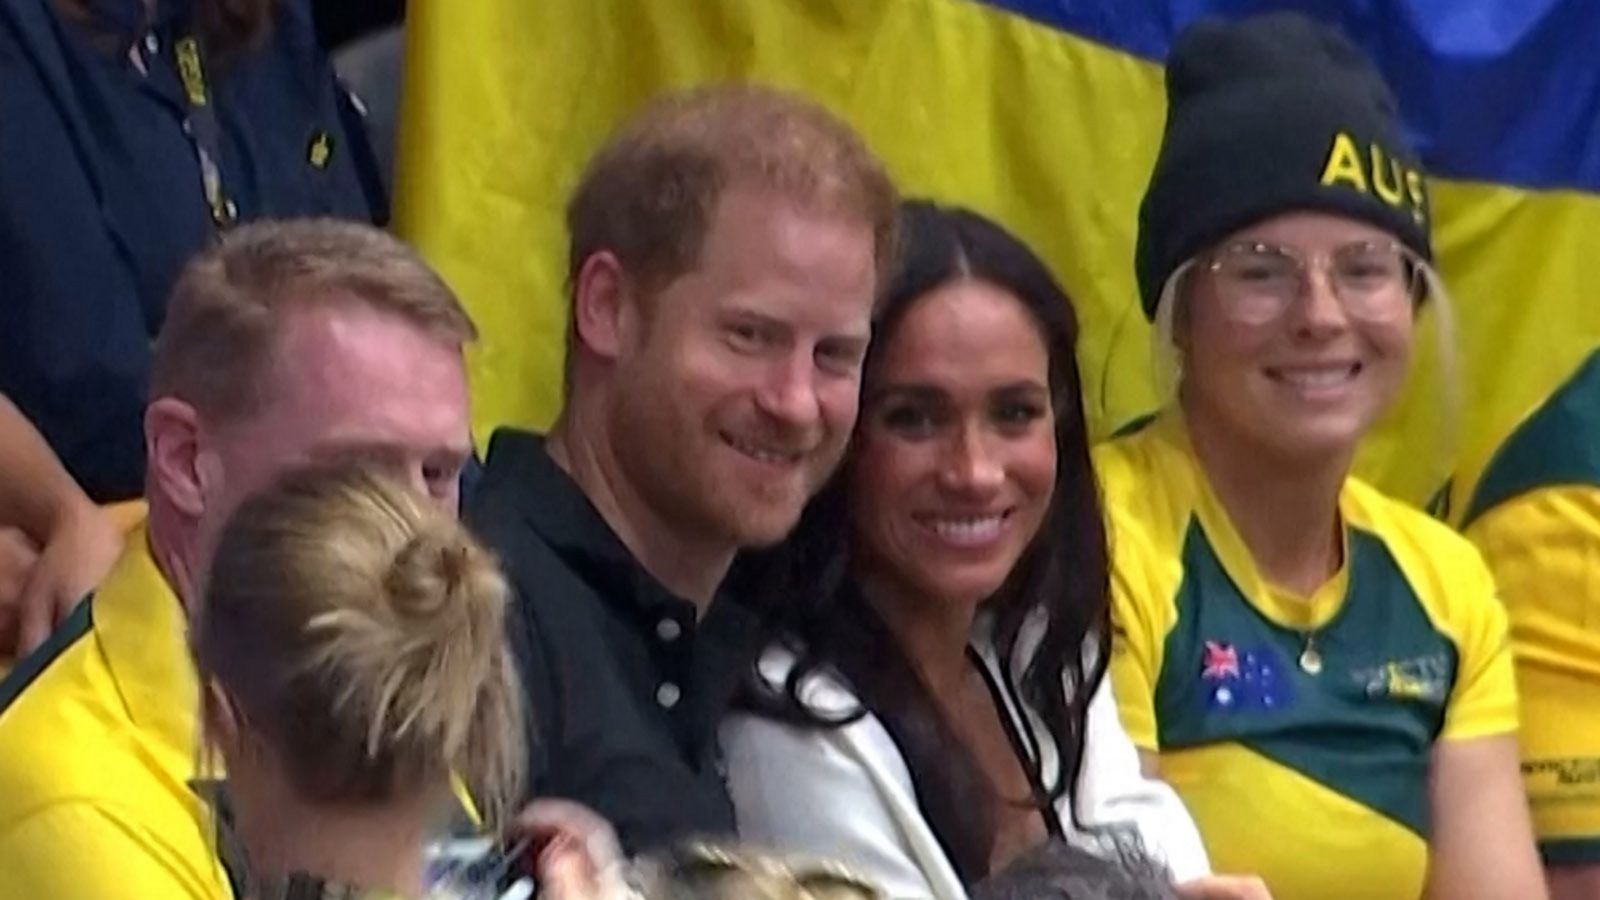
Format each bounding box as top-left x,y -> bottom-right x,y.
0,0 -> 386,504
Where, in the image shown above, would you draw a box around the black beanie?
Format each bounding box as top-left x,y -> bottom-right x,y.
1135,12 -> 1433,319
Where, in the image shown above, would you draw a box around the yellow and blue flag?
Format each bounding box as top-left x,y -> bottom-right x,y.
394,0 -> 1600,510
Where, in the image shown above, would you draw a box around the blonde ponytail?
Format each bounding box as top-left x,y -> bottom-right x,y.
195,461 -> 525,829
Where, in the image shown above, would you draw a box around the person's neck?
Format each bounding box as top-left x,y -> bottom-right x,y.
1182,406 -> 1347,598
243,796 -> 429,897
547,407 -> 733,613
859,566 -> 979,699
143,498 -> 201,615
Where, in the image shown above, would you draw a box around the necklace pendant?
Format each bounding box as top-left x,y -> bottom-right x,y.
1299,646 -> 1324,675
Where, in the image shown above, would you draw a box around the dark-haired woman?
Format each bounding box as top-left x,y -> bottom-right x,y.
722,202 -> 1246,899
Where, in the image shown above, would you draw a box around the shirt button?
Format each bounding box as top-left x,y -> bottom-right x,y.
144,33 -> 159,54
655,682 -> 681,709
655,618 -> 682,642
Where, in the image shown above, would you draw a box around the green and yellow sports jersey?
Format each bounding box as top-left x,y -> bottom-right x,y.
0,524 -> 235,900
1459,349 -> 1600,865
1100,414 -> 1518,900
0,523 -> 493,900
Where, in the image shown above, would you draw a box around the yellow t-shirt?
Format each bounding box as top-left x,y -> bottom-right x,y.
1458,349 -> 1600,864
0,525 -> 234,900
1100,414 -> 1517,900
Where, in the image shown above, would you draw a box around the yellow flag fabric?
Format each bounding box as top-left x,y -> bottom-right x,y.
394,0 -> 1600,510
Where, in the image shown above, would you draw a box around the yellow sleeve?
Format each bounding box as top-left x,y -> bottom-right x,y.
1466,485 -> 1600,682
1107,511 -> 1167,751
0,802 -> 227,900
1438,553 -> 1519,742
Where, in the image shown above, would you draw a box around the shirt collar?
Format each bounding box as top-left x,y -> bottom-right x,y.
1154,409 -> 1354,630
483,430 -> 700,620
95,522 -> 203,766
479,430 -> 766,734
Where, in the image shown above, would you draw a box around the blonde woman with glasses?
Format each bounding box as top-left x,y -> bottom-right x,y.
1100,12 -> 1544,900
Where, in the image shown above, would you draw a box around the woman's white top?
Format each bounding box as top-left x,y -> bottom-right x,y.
720,616 -> 1211,900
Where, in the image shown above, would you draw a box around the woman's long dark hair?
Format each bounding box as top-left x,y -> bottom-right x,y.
733,200 -> 1111,883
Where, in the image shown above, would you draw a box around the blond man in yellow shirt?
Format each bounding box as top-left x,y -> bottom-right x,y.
0,219 -> 478,899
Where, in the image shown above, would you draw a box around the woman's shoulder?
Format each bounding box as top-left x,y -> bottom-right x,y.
1092,417 -> 1167,501
1341,477 -> 1501,629
750,644 -> 863,718
723,645 -> 915,792
1095,415 -> 1202,551
1343,477 -> 1489,573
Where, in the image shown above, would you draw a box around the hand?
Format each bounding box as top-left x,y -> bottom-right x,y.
1176,874 -> 1275,900
9,503 -> 124,657
0,528 -> 41,654
505,799 -> 628,900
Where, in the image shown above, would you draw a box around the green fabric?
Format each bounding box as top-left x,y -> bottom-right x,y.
1541,836 -> 1600,866
1464,348 -> 1600,527
0,597 -> 93,715
1154,520 -> 1454,835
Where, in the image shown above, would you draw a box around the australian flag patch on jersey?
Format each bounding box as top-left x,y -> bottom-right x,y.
1200,640 -> 1294,712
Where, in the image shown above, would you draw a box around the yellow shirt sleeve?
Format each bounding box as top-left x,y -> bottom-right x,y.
1437,551 -> 1519,742
1466,485 -> 1600,682
0,802 -> 228,900
1107,510 -> 1169,751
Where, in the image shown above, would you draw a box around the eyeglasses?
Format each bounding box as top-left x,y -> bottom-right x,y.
1201,239 -> 1424,325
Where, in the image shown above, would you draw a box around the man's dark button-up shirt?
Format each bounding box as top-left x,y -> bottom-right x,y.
467,429 -> 765,852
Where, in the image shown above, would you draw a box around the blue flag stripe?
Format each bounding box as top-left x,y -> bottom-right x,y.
975,0 -> 1600,194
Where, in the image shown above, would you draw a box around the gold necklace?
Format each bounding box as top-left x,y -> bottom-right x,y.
1295,529 -> 1344,677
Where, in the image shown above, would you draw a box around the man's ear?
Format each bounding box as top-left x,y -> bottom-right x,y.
571,250 -> 642,363
145,398 -> 212,517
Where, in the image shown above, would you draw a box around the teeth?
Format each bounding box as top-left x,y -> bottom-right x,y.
927,515 -> 1004,545
1277,366 -> 1356,388
726,436 -> 798,465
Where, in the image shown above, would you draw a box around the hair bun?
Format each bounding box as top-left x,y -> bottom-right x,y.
383,525 -> 502,629
198,462 -> 525,829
